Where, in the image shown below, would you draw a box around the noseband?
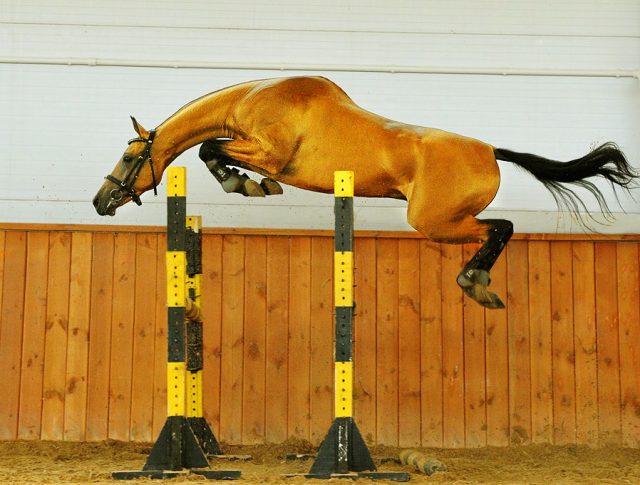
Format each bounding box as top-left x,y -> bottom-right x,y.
105,129 -> 158,206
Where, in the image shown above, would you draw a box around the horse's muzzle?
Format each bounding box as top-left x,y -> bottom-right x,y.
93,193 -> 117,216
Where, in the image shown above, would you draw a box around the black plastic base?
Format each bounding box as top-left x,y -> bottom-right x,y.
112,470 -> 188,480
306,417 -> 408,481
112,416 -> 239,480
112,469 -> 241,480
310,417 -> 374,475
188,416 -> 222,456
284,472 -> 410,481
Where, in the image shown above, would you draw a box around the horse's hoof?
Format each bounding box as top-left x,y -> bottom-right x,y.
242,179 -> 266,197
220,173 -> 244,193
456,268 -> 490,288
484,291 -> 505,309
260,178 -> 283,195
462,283 -> 505,309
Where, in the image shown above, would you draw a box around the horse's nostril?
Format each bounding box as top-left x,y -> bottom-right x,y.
92,195 -> 99,208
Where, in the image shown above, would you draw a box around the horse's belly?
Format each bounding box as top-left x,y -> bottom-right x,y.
277,151 -> 402,198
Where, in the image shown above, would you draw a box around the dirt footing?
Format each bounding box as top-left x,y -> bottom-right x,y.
1,439 -> 639,484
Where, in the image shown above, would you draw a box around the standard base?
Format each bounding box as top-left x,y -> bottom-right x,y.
309,417 -> 374,475
283,472 -> 410,481
112,470 -> 189,480
112,416 -> 240,480
112,469 -> 241,480
300,417 -> 409,481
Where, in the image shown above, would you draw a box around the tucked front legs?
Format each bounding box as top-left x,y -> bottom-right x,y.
199,140 -> 283,197
456,219 -> 513,309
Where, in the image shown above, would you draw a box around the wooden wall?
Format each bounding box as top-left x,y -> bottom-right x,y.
1,224 -> 639,448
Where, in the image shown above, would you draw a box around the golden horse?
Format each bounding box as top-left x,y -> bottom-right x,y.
93,76 -> 637,308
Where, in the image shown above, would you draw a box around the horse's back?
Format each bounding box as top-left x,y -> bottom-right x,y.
223,77 -> 499,203
246,76 -> 350,99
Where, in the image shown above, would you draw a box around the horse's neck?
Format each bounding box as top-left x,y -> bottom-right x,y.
154,82 -> 254,165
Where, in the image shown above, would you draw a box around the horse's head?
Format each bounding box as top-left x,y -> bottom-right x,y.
93,117 -> 162,216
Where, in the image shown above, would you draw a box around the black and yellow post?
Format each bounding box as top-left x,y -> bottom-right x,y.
113,167 -> 239,481
295,171 -> 409,481
183,214 -> 220,455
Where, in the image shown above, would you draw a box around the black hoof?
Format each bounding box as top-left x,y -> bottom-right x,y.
260,178 -> 283,195
461,285 -> 505,309
242,179 -> 266,197
457,269 -> 504,309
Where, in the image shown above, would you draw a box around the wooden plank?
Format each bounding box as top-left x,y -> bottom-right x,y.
152,233 -> 167,439
397,239 -> 421,448
0,231 -> 5,313
130,233 -> 158,442
309,236 -> 333,445
41,232 -> 71,441
18,232 -> 49,439
376,238 -> 399,446
287,236 -> 311,440
63,232 -> 93,441
265,236 -> 289,443
3,222 -> 640,243
527,241 -> 553,444
0,223 -> 165,234
201,234 -> 223,437
242,236 -> 267,443
550,241 -> 576,445
419,240 -> 443,448
219,235 -> 245,444
572,241 -> 598,446
440,244 -> 465,448
616,242 -> 640,447
485,248 -> 509,446
86,233 -> 114,441
108,233 -> 136,441
462,243 -> 486,448
353,237 -> 377,445
0,231 -> 27,439
594,242 -> 621,445
506,241 -> 531,445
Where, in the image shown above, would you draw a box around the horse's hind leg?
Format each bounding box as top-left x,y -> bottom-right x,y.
456,219 -> 513,309
408,210 -> 512,308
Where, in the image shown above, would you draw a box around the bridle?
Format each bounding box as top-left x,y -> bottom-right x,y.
104,129 -> 158,206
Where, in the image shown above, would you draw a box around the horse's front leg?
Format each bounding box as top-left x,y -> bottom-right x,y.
199,139 -> 283,197
199,140 -> 265,196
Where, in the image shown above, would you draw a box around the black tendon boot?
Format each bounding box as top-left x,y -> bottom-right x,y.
456,219 -> 513,309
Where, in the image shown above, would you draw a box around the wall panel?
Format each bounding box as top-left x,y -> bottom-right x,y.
2,1 -> 638,233
1,224 -> 640,448
0,231 -> 26,440
17,232 -> 49,440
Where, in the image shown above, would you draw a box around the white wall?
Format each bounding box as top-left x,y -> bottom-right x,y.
1,1 -> 639,233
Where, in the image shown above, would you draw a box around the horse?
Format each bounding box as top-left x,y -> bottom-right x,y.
93,76 -> 637,308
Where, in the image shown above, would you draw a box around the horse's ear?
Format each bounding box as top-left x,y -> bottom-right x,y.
130,116 -> 150,138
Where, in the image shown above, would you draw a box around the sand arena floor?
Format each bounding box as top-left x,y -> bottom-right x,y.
1,439 -> 640,484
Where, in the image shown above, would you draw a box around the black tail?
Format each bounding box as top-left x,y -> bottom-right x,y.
494,142 -> 638,226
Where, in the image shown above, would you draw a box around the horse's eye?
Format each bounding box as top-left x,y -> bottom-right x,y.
123,155 -> 133,163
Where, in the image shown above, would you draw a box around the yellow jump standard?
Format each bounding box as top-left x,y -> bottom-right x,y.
113,167 -> 239,480
291,172 -> 409,482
